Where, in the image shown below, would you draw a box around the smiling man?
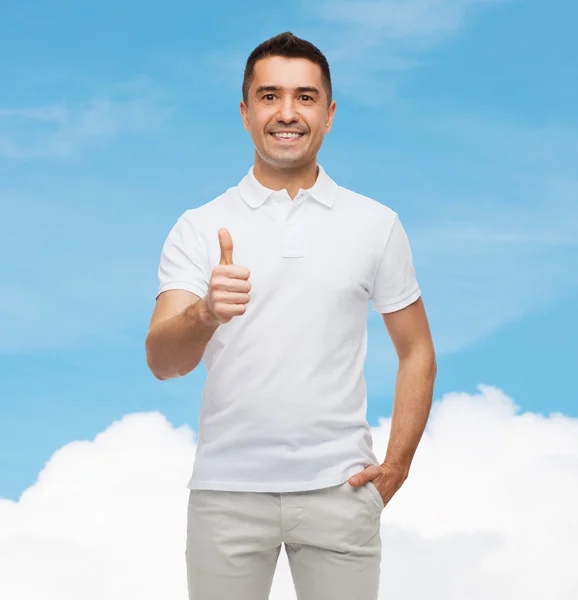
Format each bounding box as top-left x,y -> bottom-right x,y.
146,31 -> 437,600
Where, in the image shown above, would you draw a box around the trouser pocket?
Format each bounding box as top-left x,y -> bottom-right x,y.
365,481 -> 385,510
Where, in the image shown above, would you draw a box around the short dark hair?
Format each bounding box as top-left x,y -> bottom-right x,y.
242,32 -> 332,107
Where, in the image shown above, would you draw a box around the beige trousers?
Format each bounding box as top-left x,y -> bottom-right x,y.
186,479 -> 385,599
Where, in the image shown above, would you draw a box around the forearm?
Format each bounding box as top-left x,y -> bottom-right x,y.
383,350 -> 437,477
145,298 -> 220,380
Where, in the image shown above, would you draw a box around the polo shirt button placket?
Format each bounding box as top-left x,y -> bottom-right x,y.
283,199 -> 305,258
271,193 -> 286,226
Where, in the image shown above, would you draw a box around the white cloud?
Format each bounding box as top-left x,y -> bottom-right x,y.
316,0 -> 508,39
0,105 -> 69,122
1,385 -> 577,599
0,96 -> 172,160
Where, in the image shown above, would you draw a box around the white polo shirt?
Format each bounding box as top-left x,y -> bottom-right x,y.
156,163 -> 421,493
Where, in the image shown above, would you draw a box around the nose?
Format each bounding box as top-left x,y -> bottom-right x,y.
275,97 -> 299,124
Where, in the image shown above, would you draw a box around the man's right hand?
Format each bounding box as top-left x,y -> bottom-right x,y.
204,228 -> 251,326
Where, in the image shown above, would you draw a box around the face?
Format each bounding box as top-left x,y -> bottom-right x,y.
240,56 -> 336,169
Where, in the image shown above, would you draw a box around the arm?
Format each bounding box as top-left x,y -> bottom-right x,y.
347,215 -> 436,499
145,290 -> 220,380
381,296 -> 437,480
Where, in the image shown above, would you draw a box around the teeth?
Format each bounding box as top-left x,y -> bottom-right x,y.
272,133 -> 303,138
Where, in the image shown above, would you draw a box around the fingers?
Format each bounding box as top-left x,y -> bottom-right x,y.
212,276 -> 251,293
211,290 -> 251,305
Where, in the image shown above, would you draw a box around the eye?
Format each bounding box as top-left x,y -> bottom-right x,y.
263,94 -> 275,101
300,95 -> 312,102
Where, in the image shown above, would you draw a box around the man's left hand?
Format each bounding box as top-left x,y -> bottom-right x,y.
348,462 -> 408,508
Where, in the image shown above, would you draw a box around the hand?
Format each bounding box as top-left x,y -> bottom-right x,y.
205,228 -> 251,326
348,462 -> 408,508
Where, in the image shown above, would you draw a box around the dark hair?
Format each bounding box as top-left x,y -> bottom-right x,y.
242,32 -> 332,107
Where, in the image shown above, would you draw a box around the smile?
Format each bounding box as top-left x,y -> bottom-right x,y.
269,132 -> 305,141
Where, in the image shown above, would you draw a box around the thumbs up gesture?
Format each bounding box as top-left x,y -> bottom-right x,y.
205,229 -> 251,326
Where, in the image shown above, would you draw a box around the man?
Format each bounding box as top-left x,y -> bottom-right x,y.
146,31 -> 436,600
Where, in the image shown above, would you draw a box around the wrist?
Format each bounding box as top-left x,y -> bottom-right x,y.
198,298 -> 220,328
381,459 -> 410,482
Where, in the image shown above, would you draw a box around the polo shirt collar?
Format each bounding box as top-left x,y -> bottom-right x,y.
238,163 -> 337,209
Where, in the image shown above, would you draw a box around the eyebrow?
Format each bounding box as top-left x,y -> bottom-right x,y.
255,85 -> 320,96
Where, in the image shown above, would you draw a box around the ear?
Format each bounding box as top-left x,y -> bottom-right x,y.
325,100 -> 336,133
240,100 -> 250,132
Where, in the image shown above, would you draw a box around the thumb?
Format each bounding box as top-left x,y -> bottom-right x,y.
348,464 -> 381,486
218,228 -> 233,266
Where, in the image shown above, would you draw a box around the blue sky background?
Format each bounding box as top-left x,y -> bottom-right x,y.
1,0 -> 577,501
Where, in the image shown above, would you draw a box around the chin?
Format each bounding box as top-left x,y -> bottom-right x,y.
272,156 -> 309,169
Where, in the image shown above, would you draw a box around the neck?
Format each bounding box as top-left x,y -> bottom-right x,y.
253,153 -> 319,200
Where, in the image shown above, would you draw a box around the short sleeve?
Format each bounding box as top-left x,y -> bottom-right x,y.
370,214 -> 421,313
156,213 -> 210,300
